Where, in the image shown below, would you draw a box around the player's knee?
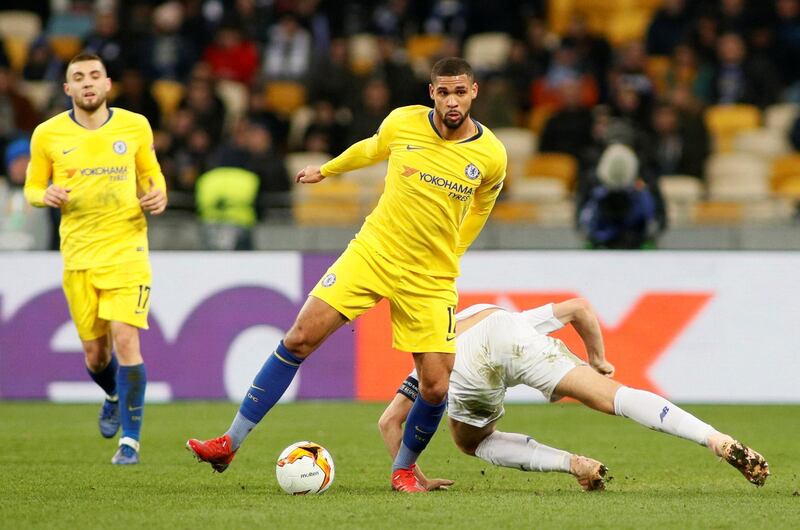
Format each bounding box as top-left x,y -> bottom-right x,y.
418,380 -> 449,404
282,329 -> 316,359
83,342 -> 110,372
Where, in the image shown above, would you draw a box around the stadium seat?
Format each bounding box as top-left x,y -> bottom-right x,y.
732,128 -> 791,160
0,11 -> 42,41
463,33 -> 512,72
509,177 -> 568,202
604,10 -> 651,46
704,104 -> 761,152
527,106 -> 554,134
744,198 -> 794,222
216,80 -> 249,131
48,35 -> 82,61
151,80 -> 185,119
774,174 -> 800,200
490,200 -> 539,223
287,105 -> 315,152
494,127 -> 538,182
524,153 -> 578,190
645,56 -> 671,96
349,33 -> 379,75
293,180 -> 362,226
18,81 -> 55,113
406,34 -> 445,62
692,201 -> 742,224
764,103 -> 800,135
706,152 -> 770,200
3,37 -> 29,72
263,81 -> 306,116
770,154 -> 800,190
659,175 -> 704,203
285,152 -> 331,180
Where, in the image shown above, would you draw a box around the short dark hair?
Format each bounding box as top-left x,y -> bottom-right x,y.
66,52 -> 107,79
430,57 -> 474,84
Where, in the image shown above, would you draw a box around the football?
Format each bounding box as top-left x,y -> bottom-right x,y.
275,441 -> 335,495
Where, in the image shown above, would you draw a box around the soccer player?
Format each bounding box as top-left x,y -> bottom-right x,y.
24,53 -> 167,465
379,299 -> 770,491
187,57 -> 507,492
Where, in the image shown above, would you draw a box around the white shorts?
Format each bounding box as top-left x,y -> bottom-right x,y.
446,310 -> 586,428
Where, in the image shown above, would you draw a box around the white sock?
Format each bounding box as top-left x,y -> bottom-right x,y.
613,386 -> 717,446
474,431 -> 571,473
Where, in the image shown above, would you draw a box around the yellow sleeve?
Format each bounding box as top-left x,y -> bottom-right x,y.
135,118 -> 168,198
455,149 -> 507,256
23,126 -> 52,207
320,112 -> 394,177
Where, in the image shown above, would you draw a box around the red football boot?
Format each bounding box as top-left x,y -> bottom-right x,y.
186,434 -> 237,473
391,465 -> 427,493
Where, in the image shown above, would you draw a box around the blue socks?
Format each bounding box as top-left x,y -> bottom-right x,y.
87,355 -> 118,399
227,341 -> 304,449
392,395 -> 447,471
118,364 -> 146,443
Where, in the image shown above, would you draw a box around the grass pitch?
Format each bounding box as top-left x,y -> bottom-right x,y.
1,402 -> 798,529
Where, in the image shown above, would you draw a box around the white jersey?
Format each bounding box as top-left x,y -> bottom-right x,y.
408,303 -> 585,428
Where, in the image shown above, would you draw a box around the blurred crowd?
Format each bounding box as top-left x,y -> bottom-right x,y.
2,0 -> 800,249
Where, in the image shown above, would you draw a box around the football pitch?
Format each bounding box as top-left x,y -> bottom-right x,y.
1,402 -> 798,529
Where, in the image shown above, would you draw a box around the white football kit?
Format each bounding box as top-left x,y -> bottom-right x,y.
408,303 -> 586,428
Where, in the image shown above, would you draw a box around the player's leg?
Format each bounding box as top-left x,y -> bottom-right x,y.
188,242 -> 383,471
63,269 -> 120,439
110,321 -> 146,464
554,365 -> 769,485
388,275 -> 457,492
222,296 -> 347,452
450,418 -> 607,491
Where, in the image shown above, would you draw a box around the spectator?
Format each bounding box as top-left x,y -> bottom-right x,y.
371,0 -> 419,40
179,64 -> 226,141
22,37 -> 63,82
688,9 -> 720,65
111,68 -> 162,130
46,0 -> 94,39
578,143 -> 660,250
203,23 -> 259,86
0,68 -> 39,156
307,38 -> 359,109
372,36 -> 424,108
702,31 -> 781,107
562,14 -> 612,99
348,78 -> 392,145
539,79 -> 594,160
82,8 -> 127,79
138,1 -> 198,81
646,0 -> 692,56
647,101 -> 708,179
774,0 -> 800,95
0,138 -> 49,249
530,42 -> 599,110
246,88 -> 290,152
303,100 -> 348,155
424,0 -> 468,38
262,13 -> 312,80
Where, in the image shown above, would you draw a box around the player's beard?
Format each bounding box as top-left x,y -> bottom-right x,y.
74,91 -> 108,113
441,107 -> 470,130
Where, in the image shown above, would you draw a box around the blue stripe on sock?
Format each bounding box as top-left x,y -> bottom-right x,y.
238,341 -> 303,425
118,363 -> 146,441
87,355 -> 118,397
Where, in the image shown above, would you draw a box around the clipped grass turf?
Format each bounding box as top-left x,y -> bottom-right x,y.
1,402 -> 798,529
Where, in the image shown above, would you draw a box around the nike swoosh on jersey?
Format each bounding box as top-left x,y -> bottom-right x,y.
406,145 -> 425,151
62,147 -> 78,155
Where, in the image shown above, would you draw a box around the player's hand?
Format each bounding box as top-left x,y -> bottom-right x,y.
140,177 -> 167,215
591,359 -> 615,378
43,185 -> 71,208
295,165 -> 325,184
414,464 -> 454,491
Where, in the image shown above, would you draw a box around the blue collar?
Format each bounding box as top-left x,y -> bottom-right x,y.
428,110 -> 483,143
69,108 -> 114,129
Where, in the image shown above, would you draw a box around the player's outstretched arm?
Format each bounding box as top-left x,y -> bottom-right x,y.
553,298 -> 615,377
295,165 -> 325,184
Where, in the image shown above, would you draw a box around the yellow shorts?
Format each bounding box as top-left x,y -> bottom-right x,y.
62,261 -> 152,341
310,239 -> 458,353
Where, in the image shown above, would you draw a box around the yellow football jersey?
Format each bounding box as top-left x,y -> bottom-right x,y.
24,108 -> 166,270
321,105 -> 506,277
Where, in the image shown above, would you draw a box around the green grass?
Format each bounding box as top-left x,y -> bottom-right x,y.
0,402 -> 798,529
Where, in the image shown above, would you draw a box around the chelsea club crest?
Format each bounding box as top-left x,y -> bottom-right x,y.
113,141 -> 127,154
465,163 -> 480,180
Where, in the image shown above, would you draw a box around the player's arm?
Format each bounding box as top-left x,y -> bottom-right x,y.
552,298 -> 615,377
24,127 -> 70,208
296,112 -> 394,184
377,375 -> 454,491
455,148 -> 507,256
135,117 -> 168,214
